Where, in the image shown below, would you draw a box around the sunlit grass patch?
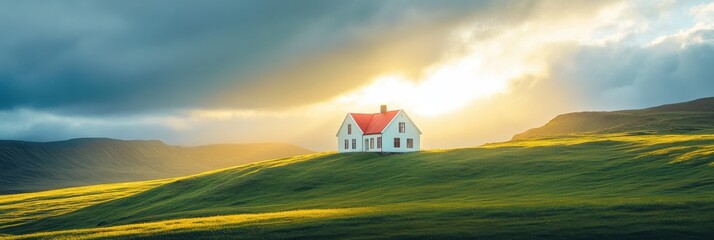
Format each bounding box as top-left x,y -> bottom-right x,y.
8,208 -> 374,240
483,133 -> 714,149
0,180 -> 171,229
671,145 -> 714,164
261,152 -> 334,168
627,138 -> 714,165
639,146 -> 696,157
184,152 -> 331,178
7,201 -> 714,240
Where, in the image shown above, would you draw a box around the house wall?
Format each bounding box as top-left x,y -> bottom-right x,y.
364,134 -> 382,152
336,115 -> 364,153
381,111 -> 421,152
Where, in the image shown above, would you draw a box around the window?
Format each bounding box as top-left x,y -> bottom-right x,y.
377,137 -> 382,148
407,138 -> 414,148
344,139 -> 349,149
394,138 -> 400,148
348,124 -> 352,134
370,138 -> 374,149
399,122 -> 405,133
352,139 -> 356,149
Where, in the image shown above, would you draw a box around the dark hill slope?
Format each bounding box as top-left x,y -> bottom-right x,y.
513,97 -> 714,140
4,134 -> 714,238
0,138 -> 312,194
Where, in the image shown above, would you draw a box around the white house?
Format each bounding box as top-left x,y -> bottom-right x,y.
336,105 -> 421,153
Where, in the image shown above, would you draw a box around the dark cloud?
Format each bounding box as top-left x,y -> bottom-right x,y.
0,1 -> 460,114
1,0 -> 352,114
10,0 -> 711,150
546,28 -> 714,110
0,0 -> 620,115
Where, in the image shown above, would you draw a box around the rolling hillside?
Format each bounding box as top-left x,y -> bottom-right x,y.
513,97 -> 714,140
1,133 -> 713,239
1,98 -> 714,239
0,138 -> 312,194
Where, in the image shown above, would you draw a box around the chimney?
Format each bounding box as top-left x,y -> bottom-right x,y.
380,105 -> 387,113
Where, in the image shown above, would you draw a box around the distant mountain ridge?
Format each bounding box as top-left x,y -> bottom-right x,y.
0,138 -> 312,194
513,97 -> 714,140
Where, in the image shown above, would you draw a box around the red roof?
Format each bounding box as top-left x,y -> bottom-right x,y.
350,110 -> 400,135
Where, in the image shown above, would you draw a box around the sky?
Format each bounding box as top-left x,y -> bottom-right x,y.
1,0 -> 714,151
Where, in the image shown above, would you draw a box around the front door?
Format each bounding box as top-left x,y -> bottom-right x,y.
365,139 -> 369,151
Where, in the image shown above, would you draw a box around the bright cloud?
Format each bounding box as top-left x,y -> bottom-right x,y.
2,1 -> 714,150
692,2 -> 714,24
331,1 -> 641,117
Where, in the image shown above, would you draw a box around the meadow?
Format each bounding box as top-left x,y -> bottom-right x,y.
1,133 -> 713,239
0,139 -> 312,194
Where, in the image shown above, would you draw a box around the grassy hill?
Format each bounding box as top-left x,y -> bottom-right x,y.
1,133 -> 713,239
1,98 -> 713,239
512,97 -> 714,140
0,138 -> 312,194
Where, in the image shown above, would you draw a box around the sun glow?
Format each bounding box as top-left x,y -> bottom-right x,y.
184,1 -> 647,123
336,55 -> 512,116
334,40 -> 533,116
332,2 -> 639,117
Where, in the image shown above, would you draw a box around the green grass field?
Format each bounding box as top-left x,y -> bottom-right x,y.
0,138 -> 312,194
1,133 -> 713,239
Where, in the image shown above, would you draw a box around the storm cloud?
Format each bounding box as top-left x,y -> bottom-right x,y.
1,0 -> 713,149
547,27 -> 714,110
0,0 -> 625,115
